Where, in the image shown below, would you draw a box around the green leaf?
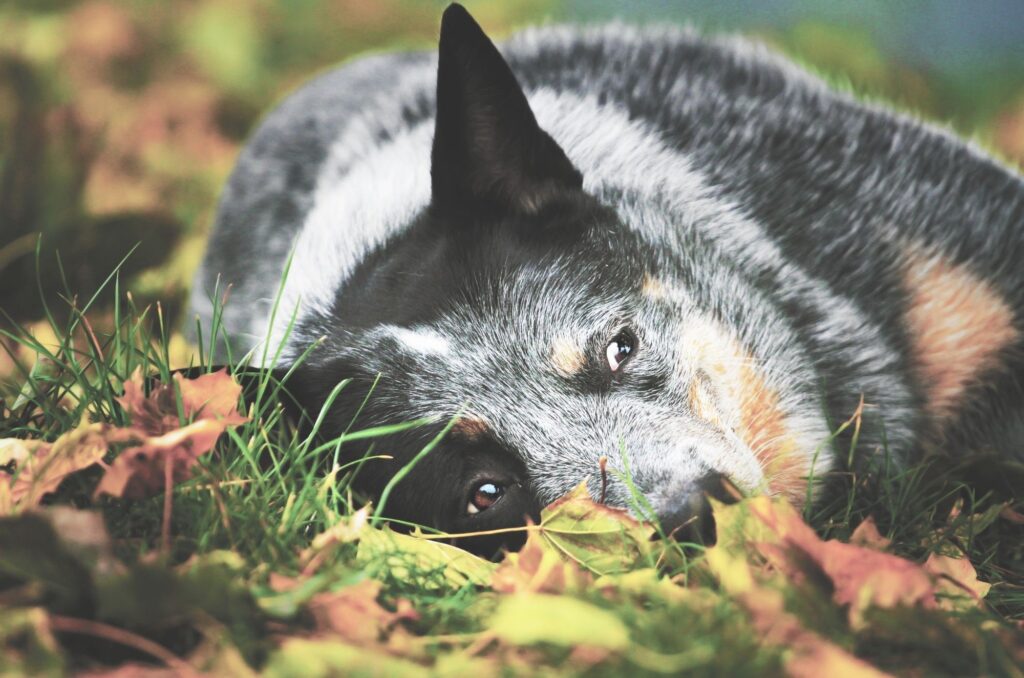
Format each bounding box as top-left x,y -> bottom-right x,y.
264,638 -> 428,678
356,526 -> 496,590
0,607 -> 65,677
535,482 -> 654,576
488,593 -> 631,651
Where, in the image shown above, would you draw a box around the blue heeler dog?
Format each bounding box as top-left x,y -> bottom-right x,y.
192,4 -> 1024,553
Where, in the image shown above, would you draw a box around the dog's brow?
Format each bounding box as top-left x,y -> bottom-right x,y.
387,326 -> 451,355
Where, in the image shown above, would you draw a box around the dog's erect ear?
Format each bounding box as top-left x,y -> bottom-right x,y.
431,3 -> 583,216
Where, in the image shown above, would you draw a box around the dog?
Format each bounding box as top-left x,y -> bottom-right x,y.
191,4 -> 1024,552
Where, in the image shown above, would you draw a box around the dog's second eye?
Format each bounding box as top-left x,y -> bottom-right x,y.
606,330 -> 636,372
466,482 -> 503,514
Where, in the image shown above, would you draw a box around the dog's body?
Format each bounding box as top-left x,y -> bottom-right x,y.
193,6 -> 1024,549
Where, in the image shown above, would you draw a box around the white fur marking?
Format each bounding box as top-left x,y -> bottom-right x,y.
388,326 -> 451,355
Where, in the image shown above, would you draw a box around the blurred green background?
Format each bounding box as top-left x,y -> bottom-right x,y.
1,0 -> 1023,374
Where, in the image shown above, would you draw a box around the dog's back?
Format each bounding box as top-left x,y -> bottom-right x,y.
193,9 -> 1024,543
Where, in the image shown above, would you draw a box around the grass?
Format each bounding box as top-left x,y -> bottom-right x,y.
2,262 -> 1024,677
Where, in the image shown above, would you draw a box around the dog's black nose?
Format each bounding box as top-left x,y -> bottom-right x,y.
656,472 -> 737,545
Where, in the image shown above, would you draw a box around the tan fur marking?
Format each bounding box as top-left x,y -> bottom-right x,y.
682,318 -> 807,502
689,374 -> 723,428
452,417 -> 490,441
903,249 -> 1018,425
642,274 -> 667,299
550,337 -> 586,377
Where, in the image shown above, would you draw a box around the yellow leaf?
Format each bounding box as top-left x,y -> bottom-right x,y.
356,526 -> 496,590
488,593 -> 630,651
923,553 -> 991,612
1,418 -> 108,513
535,481 -> 654,576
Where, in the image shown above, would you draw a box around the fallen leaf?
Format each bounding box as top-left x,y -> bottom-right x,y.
1000,504 -> 1024,524
0,607 -> 65,677
709,497 -> 937,628
356,525 -> 496,590
492,530 -> 592,595
307,579 -> 418,644
95,369 -> 248,499
1,419 -> 109,513
488,593 -> 630,651
300,506 -> 371,576
535,482 -> 654,576
923,553 -> 991,612
263,638 -> 429,678
593,568 -> 691,605
740,587 -> 891,678
926,501 -> 1006,557
849,516 -> 891,550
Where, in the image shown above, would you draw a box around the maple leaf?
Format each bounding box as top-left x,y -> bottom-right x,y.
740,588 -> 892,678
1,418 -> 109,513
95,369 -> 248,500
487,593 -> 631,652
923,553 -> 991,612
492,530 -> 593,595
849,516 -> 892,550
307,579 -> 418,645
533,482 -> 655,576
710,498 -> 937,628
356,525 -> 497,590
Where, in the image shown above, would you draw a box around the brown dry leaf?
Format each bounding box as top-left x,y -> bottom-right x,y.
174,370 -> 248,426
492,530 -> 593,595
95,369 -> 248,499
1000,505 -> 1024,525
750,499 -> 936,627
308,579 -> 418,645
0,418 -> 109,513
116,368 -> 246,436
923,553 -> 991,612
741,588 -> 891,678
849,516 -> 892,550
711,497 -> 937,628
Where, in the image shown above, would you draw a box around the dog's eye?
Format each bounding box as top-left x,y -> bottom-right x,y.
466,481 -> 504,515
605,329 -> 636,372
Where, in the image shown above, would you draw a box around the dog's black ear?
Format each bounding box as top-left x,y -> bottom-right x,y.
431,3 -> 582,216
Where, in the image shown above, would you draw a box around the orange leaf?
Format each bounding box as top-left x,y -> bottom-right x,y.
175,370 -> 247,425
307,580 -> 418,644
94,419 -> 233,499
95,369 -> 248,500
849,516 -> 892,550
741,588 -> 891,678
923,553 -> 991,611
492,530 -> 592,594
749,499 -> 936,627
1,419 -> 109,513
712,498 -> 937,628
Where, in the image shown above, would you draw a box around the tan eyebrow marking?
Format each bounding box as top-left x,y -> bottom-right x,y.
641,274 -> 667,299
550,336 -> 586,377
452,416 -> 490,441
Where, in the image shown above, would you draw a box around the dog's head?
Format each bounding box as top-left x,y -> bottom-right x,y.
287,5 -> 833,554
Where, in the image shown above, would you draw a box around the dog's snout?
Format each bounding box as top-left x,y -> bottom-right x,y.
654,472 -> 737,545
